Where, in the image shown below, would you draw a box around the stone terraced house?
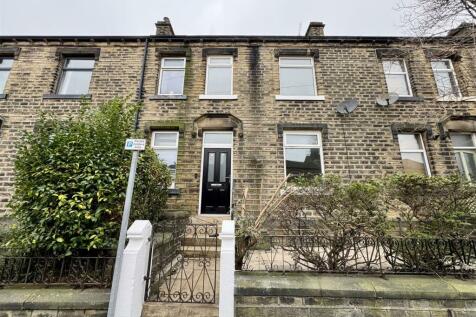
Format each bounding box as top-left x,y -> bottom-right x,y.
0,18 -> 475,219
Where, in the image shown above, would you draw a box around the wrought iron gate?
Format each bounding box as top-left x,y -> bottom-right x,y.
145,219 -> 219,304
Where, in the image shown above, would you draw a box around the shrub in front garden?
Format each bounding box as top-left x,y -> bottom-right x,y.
5,99 -> 170,255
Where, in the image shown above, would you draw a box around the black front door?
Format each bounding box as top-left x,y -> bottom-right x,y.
201,148 -> 231,214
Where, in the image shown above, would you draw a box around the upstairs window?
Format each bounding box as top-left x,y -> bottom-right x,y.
431,59 -> 461,98
57,57 -> 95,95
451,133 -> 476,181
279,57 -> 316,97
0,57 -> 13,94
158,58 -> 186,95
283,131 -> 324,178
382,60 -> 412,97
205,56 -> 233,95
397,133 -> 431,175
152,131 -> 179,188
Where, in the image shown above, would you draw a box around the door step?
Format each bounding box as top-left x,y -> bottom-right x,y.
183,245 -> 221,258
142,302 -> 218,317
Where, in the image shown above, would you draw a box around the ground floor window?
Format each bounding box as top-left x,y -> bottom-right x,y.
397,133 -> 431,176
451,133 -> 476,181
151,131 -> 179,188
283,131 -> 324,178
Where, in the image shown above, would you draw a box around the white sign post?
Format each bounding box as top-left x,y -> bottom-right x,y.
107,139 -> 146,317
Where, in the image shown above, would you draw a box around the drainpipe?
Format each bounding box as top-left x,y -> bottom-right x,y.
134,37 -> 149,131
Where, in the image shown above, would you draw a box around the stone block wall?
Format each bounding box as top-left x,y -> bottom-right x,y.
0,34 -> 475,216
235,272 -> 476,317
0,288 -> 109,317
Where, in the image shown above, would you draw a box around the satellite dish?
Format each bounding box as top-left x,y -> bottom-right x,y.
336,99 -> 359,115
376,93 -> 399,107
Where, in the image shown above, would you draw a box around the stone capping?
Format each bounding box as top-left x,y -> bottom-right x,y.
0,47 -> 21,59
192,113 -> 243,138
277,123 -> 328,140
155,47 -> 191,59
0,93 -> 7,100
390,122 -> 433,140
235,272 -> 476,300
55,47 -> 101,60
149,94 -> 187,100
424,48 -> 462,61
438,115 -> 476,140
202,48 -> 238,59
397,96 -> 425,102
43,94 -> 92,100
0,288 -> 109,310
375,48 -> 410,59
274,48 -> 319,61
144,121 -> 185,134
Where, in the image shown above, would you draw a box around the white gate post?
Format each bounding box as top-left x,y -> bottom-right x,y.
114,220 -> 152,317
219,220 -> 235,317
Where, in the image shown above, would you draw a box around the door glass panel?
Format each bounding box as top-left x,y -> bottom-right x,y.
207,153 -> 215,182
401,152 -> 427,175
219,152 -> 227,182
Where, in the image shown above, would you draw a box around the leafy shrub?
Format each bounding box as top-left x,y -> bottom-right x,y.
386,173 -> 476,238
6,99 -> 170,255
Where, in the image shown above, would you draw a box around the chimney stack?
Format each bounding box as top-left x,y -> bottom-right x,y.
155,17 -> 175,36
305,22 -> 325,37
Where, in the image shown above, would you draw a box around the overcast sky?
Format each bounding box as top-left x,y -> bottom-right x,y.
0,0 -> 408,37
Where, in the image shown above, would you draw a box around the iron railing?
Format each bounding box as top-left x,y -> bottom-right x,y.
145,218 -> 219,304
241,235 -> 476,276
0,249 -> 115,288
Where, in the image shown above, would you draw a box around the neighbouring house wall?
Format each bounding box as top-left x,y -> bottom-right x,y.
235,272 -> 476,317
0,288 -> 109,317
0,36 -> 475,217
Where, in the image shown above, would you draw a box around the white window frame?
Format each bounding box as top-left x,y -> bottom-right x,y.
451,133 -> 476,181
382,59 -> 413,97
398,133 -> 431,176
57,57 -> 95,95
276,57 -> 321,100
151,131 -> 179,188
283,131 -> 325,178
431,59 -> 461,99
0,57 -> 13,94
158,57 -> 186,95
199,56 -> 236,99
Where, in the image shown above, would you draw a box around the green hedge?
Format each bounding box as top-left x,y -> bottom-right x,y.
6,99 -> 170,255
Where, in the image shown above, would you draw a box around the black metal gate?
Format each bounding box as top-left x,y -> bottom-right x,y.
145,219 -> 219,304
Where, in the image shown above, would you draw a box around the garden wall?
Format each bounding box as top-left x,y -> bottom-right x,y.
0,288 -> 109,317
235,272 -> 476,317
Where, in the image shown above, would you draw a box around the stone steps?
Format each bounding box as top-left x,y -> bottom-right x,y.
142,302 -> 218,317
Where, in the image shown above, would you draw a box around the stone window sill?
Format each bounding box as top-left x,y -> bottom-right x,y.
275,95 -> 326,101
397,96 -> 425,102
168,188 -> 181,196
436,96 -> 476,102
43,94 -> 92,100
0,94 -> 7,100
149,95 -> 187,100
199,94 -> 238,100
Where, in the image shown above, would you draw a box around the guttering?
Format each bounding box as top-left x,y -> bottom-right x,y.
134,38 -> 149,131
0,34 -> 460,45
